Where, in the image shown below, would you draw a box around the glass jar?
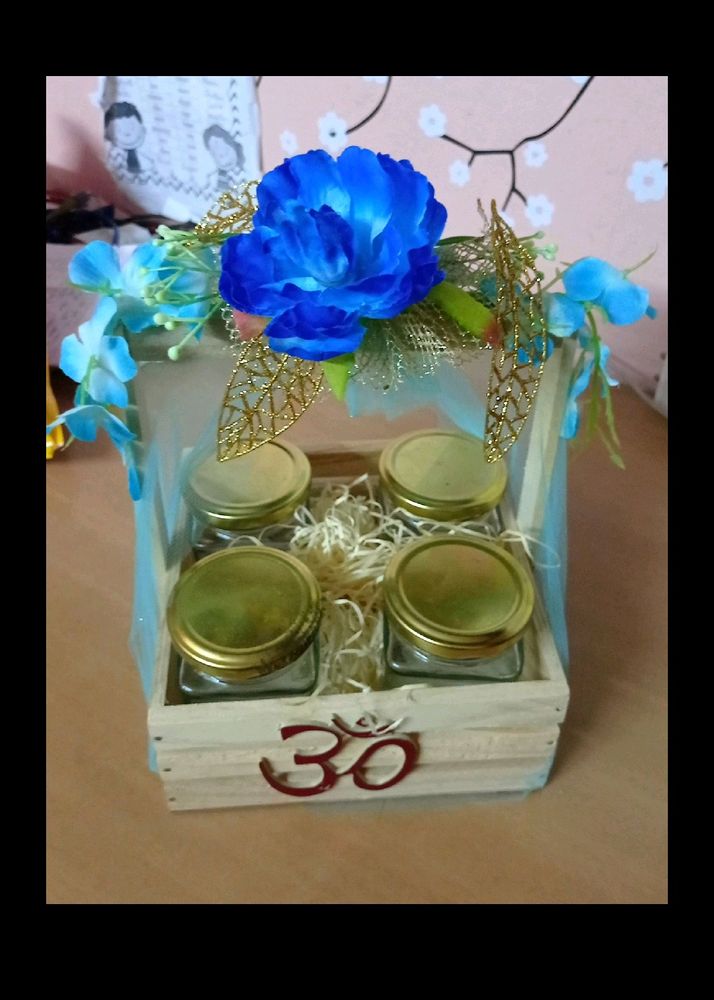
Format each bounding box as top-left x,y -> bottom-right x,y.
184,439 -> 311,559
167,547 -> 322,702
378,429 -> 507,535
382,536 -> 534,686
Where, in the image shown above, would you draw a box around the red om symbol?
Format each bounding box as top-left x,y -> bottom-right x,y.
259,716 -> 419,798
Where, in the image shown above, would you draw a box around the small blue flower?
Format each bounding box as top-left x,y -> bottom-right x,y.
562,257 -> 650,325
219,146 -> 447,361
545,291 -> 586,338
60,298 -> 137,408
69,241 -> 214,333
46,403 -> 141,500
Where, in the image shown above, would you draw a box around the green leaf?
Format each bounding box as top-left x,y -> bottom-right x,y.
597,424 -> 626,469
436,235 -> 481,246
601,378 -> 621,448
321,353 -> 354,401
426,281 -> 493,337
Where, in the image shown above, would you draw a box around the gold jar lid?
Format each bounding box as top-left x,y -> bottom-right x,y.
379,429 -> 507,521
167,548 -> 322,682
383,537 -> 534,661
185,439 -> 311,531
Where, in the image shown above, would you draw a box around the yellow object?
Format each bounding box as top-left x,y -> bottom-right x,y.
185,439 -> 311,531
379,429 -> 507,521
166,548 -> 322,683
483,199 -> 547,463
382,536 -> 534,661
46,354 -> 64,459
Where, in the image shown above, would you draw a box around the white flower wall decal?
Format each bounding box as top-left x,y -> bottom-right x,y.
626,159 -> 668,203
524,141 -> 548,168
449,159 -> 470,187
525,194 -> 555,227
419,104 -> 447,138
318,111 -> 348,154
279,130 -> 298,155
363,76 -> 388,84
570,76 -> 590,85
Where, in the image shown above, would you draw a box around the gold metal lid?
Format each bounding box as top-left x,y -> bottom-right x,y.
379,429 -> 507,521
167,548 -> 322,682
383,537 -> 534,660
185,439 -> 311,531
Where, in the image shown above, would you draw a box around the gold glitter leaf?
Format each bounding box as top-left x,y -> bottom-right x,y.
218,338 -> 323,461
195,183 -> 259,243
195,182 -> 324,460
483,200 -> 547,463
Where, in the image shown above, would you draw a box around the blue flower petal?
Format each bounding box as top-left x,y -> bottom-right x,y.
122,445 -> 142,500
266,303 -> 366,361
117,297 -> 156,333
284,149 -> 350,217
89,367 -> 129,408
561,399 -> 581,439
338,146 -> 394,242
571,356 -> 596,399
81,297 -> 120,352
122,242 -> 167,297
49,405 -> 135,457
59,334 -> 91,383
254,159 -> 301,220
280,205 -> 354,286
598,344 -> 619,389
99,408 -> 136,448
597,279 -> 649,325
219,229 -> 283,315
376,152 -> 444,250
562,258 -> 621,302
62,405 -> 102,441
69,242 -> 122,292
545,292 -> 586,338
161,302 -> 209,333
97,335 -> 138,383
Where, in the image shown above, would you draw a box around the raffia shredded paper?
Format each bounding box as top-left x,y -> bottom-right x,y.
222,474 -> 558,697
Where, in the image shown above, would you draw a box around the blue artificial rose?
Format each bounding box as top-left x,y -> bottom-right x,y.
219,146 -> 447,361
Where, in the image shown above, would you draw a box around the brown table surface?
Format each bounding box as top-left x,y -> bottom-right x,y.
47,377 -> 667,904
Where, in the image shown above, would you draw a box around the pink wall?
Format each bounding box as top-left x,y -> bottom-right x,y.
47,75 -> 667,394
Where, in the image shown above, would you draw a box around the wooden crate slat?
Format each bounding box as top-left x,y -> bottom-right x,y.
162,755 -> 556,811
155,725 -> 562,780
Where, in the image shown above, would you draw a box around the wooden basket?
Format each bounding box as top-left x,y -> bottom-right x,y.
148,443 -> 569,811
142,339 -> 574,811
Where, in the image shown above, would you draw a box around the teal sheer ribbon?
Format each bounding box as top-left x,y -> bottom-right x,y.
129,400 -> 221,771
504,427 -> 569,670
129,443 -> 163,772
